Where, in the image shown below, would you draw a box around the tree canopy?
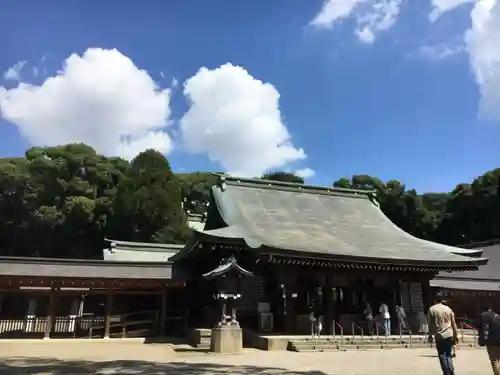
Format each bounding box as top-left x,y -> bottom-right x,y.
261,171 -> 305,184
0,143 -> 499,258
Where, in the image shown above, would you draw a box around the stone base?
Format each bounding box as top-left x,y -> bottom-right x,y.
210,327 -> 243,354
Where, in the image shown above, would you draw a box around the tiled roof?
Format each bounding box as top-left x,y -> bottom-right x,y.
0,257 -> 172,279
431,243 -> 500,290
195,175 -> 486,269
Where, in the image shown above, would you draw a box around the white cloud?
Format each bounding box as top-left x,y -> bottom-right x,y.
2,61 -> 26,82
0,48 -> 172,160
309,0 -> 403,44
296,167 -> 316,179
309,0 -> 367,29
465,0 -> 500,120
179,63 -> 306,177
429,0 -> 476,22
417,43 -> 465,60
355,0 -> 403,44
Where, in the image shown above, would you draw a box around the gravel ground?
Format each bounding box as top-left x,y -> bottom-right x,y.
0,341 -> 492,374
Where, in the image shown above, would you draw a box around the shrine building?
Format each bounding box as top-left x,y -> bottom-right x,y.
0,175 -> 488,340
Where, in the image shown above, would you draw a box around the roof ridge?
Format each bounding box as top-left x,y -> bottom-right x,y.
212,173 -> 376,197
105,238 -> 185,249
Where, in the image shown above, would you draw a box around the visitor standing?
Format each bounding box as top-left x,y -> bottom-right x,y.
364,302 -> 374,335
379,302 -> 391,336
396,304 -> 407,333
427,299 -> 458,375
478,307 -> 500,375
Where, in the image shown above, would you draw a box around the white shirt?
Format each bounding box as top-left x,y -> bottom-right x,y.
380,304 -> 390,319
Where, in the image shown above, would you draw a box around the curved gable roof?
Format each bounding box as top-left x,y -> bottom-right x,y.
196,175 -> 486,270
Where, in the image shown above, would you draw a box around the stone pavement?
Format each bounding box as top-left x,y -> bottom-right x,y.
0,341 -> 493,374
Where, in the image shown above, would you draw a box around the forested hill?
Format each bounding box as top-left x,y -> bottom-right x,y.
0,143 -> 498,259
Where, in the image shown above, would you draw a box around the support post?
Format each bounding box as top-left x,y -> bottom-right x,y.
324,284 -> 333,335
24,297 -> 37,333
44,288 -> 57,339
104,291 -> 114,339
160,290 -> 167,336
68,297 -> 80,334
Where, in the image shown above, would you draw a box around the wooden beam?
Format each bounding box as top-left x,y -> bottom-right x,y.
0,288 -> 165,295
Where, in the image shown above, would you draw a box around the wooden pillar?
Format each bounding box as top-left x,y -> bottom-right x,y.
324,284 -> 333,334
160,289 -> 167,336
44,288 -> 57,340
285,285 -> 296,333
104,291 -> 114,339
24,297 -> 37,333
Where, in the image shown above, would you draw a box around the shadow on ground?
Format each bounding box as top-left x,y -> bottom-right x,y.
0,357 -> 328,375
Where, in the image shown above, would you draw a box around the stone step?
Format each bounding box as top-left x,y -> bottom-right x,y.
193,343 -> 210,349
289,341 -> 479,352
291,339 -> 476,344
293,346 -> 479,352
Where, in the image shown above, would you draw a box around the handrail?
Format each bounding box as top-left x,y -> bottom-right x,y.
120,309 -> 159,319
352,321 -> 364,348
332,320 -> 344,347
457,317 -> 478,347
375,321 -> 385,340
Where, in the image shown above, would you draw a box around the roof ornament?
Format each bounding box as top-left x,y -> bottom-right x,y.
369,192 -> 380,207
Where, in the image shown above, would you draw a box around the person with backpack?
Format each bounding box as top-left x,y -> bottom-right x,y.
478,307 -> 500,375
427,299 -> 458,375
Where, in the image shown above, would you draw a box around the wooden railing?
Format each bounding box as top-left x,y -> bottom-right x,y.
0,309 -> 160,339
89,309 -> 160,338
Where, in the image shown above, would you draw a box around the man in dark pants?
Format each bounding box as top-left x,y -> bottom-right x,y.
428,299 -> 458,375
478,307 -> 500,375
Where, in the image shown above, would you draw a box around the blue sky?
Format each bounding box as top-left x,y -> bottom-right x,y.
0,0 -> 499,193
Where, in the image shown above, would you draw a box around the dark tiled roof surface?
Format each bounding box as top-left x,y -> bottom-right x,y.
0,257 -> 172,279
430,279 -> 500,291
206,176 -> 486,268
433,244 -> 500,286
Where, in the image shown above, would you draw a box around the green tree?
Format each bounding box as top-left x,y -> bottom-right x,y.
177,172 -> 218,216
0,144 -> 130,258
261,171 -> 304,184
111,150 -> 188,244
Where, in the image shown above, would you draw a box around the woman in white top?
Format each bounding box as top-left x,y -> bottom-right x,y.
379,302 -> 391,336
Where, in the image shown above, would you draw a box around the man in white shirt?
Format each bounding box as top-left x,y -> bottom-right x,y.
428,299 -> 458,375
379,302 -> 391,336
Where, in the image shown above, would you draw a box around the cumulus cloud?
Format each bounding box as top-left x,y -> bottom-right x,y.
0,48 -> 172,160
179,63 -> 306,177
2,61 -> 26,82
465,0 -> 500,120
296,167 -> 316,179
429,0 -> 476,22
309,0 -> 403,44
431,0 -> 499,121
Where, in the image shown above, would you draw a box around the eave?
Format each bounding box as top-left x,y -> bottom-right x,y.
259,250 -> 485,273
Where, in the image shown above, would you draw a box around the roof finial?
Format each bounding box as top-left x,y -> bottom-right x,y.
369,192 -> 380,207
